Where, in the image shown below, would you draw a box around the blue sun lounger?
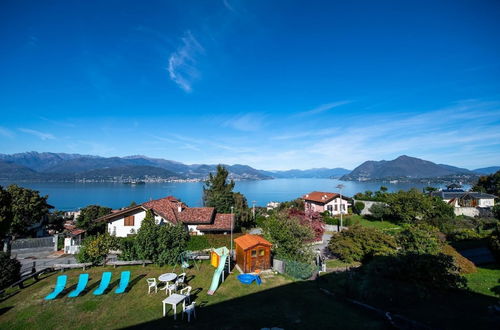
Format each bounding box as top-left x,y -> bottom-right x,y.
93,272 -> 112,296
68,273 -> 89,298
115,271 -> 131,294
45,275 -> 67,300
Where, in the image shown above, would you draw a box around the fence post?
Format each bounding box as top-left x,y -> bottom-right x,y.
53,234 -> 58,251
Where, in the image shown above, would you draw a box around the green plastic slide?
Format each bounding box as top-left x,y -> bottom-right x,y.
207,247 -> 229,295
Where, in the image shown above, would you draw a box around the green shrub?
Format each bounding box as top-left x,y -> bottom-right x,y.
447,228 -> 482,241
77,233 -> 118,265
0,252 -> 21,289
354,201 -> 365,215
284,260 -> 315,280
117,236 -> 138,261
328,225 -> 397,263
396,224 -> 442,255
489,226 -> 500,262
187,235 -> 210,251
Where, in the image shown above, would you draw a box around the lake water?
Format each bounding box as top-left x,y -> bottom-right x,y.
0,179 -> 463,211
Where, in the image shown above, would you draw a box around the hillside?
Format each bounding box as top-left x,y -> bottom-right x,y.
341,155 -> 477,181
473,166 -> 500,175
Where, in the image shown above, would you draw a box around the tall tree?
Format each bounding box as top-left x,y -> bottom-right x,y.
7,185 -> 53,237
203,165 -> 235,213
0,186 -> 13,237
76,205 -> 112,235
472,170 -> 500,197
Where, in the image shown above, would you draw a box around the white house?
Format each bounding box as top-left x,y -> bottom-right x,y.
302,191 -> 350,215
95,196 -> 234,237
431,190 -> 496,208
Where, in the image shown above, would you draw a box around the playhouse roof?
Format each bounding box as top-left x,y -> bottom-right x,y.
234,234 -> 272,250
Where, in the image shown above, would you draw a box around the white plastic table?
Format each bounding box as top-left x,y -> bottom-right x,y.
158,273 -> 177,291
162,293 -> 187,319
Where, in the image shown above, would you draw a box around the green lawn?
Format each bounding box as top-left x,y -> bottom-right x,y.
325,259 -> 361,269
347,215 -> 401,231
0,261 -> 387,329
465,263 -> 500,297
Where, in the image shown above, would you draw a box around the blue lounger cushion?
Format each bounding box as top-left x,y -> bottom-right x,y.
93,272 -> 112,296
68,273 -> 89,298
115,271 -> 131,294
45,275 -> 68,300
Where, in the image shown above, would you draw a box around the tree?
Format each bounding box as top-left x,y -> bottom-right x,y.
384,189 -> 454,224
0,185 -> 12,237
45,210 -> 66,233
288,208 -> 325,242
203,165 -> 235,213
396,224 -> 441,255
262,211 -> 314,262
353,201 -> 365,215
203,165 -> 253,229
368,203 -> 390,220
492,204 -> 500,220
328,225 -> 397,263
424,186 -> 438,193
472,170 -> 500,197
76,233 -> 118,265
7,185 -> 53,237
76,205 -> 112,235
0,251 -> 20,289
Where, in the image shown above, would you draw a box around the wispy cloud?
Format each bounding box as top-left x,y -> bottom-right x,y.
39,116 -> 76,128
167,31 -> 204,92
222,113 -> 266,131
294,101 -> 351,117
0,127 -> 14,138
19,128 -> 55,140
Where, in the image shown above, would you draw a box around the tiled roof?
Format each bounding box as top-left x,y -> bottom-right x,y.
234,234 -> 272,250
143,196 -> 180,224
302,191 -> 340,204
431,191 -> 497,200
177,207 -> 215,224
197,213 -> 234,232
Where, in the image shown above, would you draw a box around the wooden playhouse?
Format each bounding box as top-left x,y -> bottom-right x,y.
234,234 -> 272,273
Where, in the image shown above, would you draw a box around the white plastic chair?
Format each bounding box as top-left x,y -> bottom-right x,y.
179,285 -> 192,303
182,301 -> 196,322
166,282 -> 177,296
146,278 -> 158,294
176,273 -> 186,287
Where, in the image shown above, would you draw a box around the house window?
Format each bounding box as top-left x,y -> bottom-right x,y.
259,249 -> 265,256
327,205 -> 333,212
334,204 -> 338,211
251,250 -> 257,257
124,215 -> 135,226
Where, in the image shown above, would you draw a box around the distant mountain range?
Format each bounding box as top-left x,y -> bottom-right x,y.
0,152 -> 349,182
340,155 -> 497,181
0,152 -> 497,183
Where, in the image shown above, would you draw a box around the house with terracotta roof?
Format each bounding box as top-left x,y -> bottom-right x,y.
95,196 -> 234,237
302,191 -> 350,215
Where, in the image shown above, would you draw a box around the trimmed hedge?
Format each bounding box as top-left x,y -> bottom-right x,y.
186,233 -> 244,251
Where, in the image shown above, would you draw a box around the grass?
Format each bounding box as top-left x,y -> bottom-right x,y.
347,215 -> 401,231
0,261 -> 387,329
325,259 -> 361,269
465,263 -> 500,297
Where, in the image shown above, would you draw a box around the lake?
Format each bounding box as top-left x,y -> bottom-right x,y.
0,179 -> 464,211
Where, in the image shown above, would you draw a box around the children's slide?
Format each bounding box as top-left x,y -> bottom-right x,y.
207,247 -> 229,295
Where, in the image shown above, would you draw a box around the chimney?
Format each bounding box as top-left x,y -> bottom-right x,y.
178,205 -> 182,213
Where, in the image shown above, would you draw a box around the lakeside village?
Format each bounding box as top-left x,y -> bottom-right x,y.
1,166 -> 499,329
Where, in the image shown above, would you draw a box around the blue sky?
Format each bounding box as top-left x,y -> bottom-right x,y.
1,0 -> 499,170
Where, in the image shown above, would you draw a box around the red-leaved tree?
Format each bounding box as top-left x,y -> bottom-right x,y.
288,208 -> 325,242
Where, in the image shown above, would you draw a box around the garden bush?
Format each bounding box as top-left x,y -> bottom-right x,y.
396,224 -> 442,255
353,201 -> 365,214
489,226 -> 500,262
187,235 -> 210,251
0,251 -> 21,289
77,233 -> 118,265
328,225 -> 397,263
117,236 -> 138,261
284,259 -> 315,280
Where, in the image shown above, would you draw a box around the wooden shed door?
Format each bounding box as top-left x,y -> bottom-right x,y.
250,247 -> 267,271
